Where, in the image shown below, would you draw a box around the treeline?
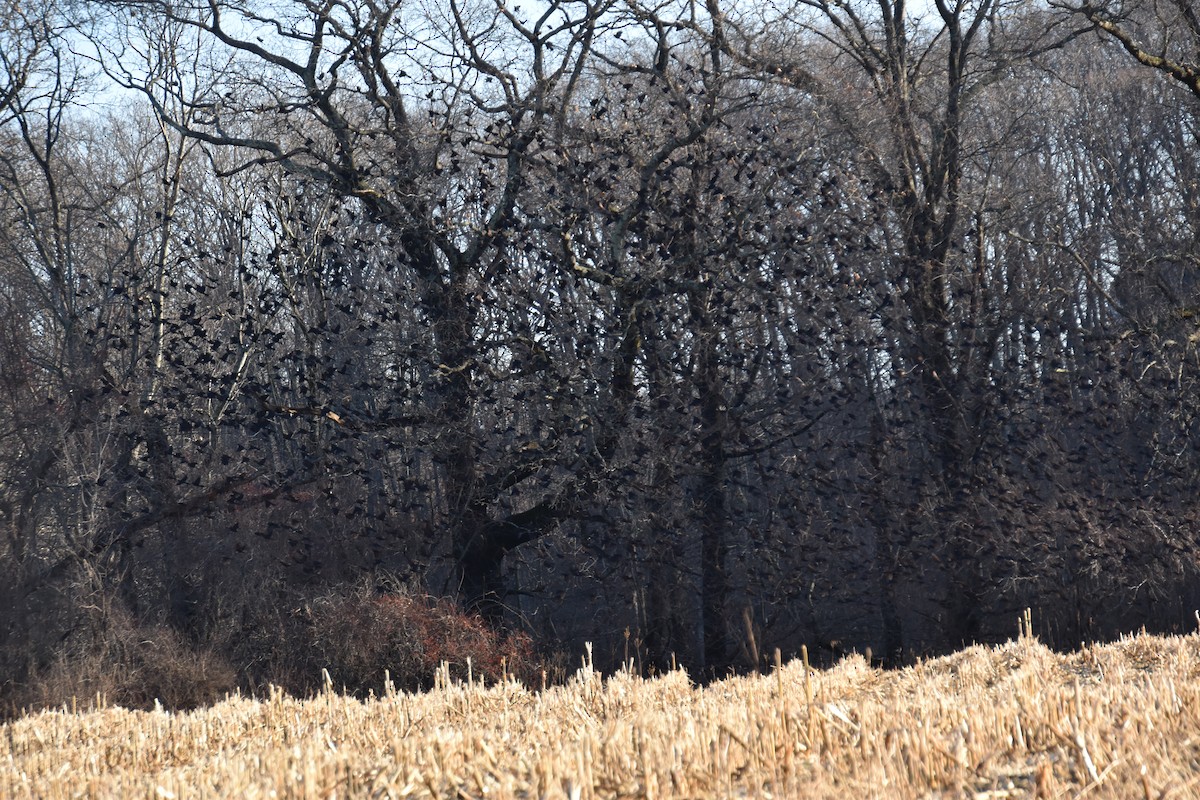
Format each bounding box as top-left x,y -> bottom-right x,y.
2,0 -> 1200,705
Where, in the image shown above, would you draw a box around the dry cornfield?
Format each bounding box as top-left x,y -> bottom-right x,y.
4,627 -> 1200,799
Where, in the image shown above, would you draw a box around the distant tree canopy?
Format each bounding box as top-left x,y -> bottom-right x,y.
3,0 -> 1200,695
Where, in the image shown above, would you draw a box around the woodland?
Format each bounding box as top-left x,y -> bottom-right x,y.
3,0 -> 1200,708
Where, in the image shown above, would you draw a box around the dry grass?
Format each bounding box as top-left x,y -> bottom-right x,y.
4,626 -> 1200,799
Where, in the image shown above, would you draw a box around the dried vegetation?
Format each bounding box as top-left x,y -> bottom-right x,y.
4,626 -> 1200,799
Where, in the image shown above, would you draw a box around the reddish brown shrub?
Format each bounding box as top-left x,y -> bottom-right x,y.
305,588 -> 537,694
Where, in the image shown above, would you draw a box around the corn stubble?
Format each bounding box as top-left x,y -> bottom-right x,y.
4,628 -> 1199,799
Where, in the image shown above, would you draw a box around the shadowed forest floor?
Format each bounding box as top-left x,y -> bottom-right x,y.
3,628 -> 1199,799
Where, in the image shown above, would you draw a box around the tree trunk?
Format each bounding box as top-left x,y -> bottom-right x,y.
693,291 -> 730,676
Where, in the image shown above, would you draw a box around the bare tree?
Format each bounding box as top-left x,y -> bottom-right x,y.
1063,0 -> 1200,98
84,0 -> 666,620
